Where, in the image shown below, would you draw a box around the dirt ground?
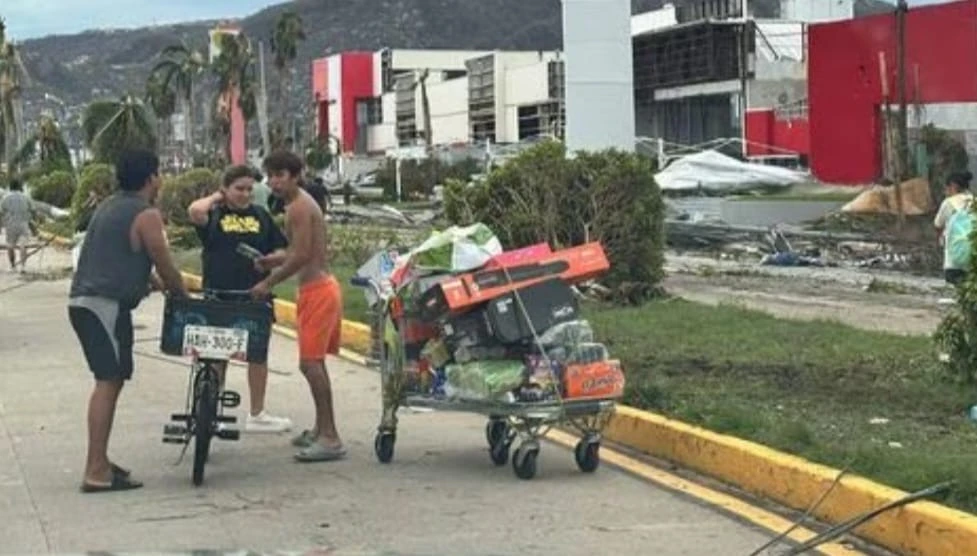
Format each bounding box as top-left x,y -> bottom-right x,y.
664,259 -> 948,337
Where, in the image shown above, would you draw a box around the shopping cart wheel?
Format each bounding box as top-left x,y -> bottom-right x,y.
489,437 -> 510,466
486,419 -> 507,447
512,442 -> 539,480
574,440 -> 600,473
374,431 -> 396,464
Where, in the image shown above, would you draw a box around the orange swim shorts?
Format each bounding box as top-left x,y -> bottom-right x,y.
296,275 -> 343,361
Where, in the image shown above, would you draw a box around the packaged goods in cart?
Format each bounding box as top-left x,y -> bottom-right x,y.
563,360 -> 625,400
568,342 -> 610,364
444,360 -> 526,401
538,319 -> 595,347
421,338 -> 452,369
524,354 -> 563,392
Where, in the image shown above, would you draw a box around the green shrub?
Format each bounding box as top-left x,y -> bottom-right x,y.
70,163 -> 115,223
444,141 -> 665,302
167,225 -> 201,250
935,208 -> 977,383
328,225 -> 401,267
375,157 -> 480,201
30,170 -> 76,208
158,168 -> 220,227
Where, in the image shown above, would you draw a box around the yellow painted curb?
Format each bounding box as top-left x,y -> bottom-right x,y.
605,406 -> 977,556
180,272 -> 372,355
177,269 -> 977,555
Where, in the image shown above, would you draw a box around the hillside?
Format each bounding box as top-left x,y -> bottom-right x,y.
16,0 -> 565,118
14,0 -> 897,129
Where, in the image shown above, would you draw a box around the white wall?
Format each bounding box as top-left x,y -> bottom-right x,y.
326,55 -> 343,143
427,77 -> 470,144
492,52 -> 558,143
780,0 -> 853,22
391,49 -> 488,71
366,92 -> 397,152
562,0 -> 635,152
631,4 -> 677,35
500,61 -> 553,143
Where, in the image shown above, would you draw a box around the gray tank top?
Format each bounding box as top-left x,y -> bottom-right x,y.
70,192 -> 153,309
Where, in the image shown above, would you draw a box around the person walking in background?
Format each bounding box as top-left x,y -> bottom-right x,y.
934,171 -> 975,286
69,149 -> 188,493
251,170 -> 272,211
1,179 -> 35,272
251,150 -> 345,462
188,165 -> 293,434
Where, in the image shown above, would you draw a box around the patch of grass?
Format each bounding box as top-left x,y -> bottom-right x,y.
587,299 -> 977,513
174,249 -> 371,324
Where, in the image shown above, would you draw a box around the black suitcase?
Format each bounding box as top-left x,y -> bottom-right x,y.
483,278 -> 579,344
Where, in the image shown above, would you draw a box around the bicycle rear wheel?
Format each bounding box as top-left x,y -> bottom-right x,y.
192,372 -> 218,486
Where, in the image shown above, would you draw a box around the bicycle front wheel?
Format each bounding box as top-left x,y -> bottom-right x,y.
192,374 -> 218,486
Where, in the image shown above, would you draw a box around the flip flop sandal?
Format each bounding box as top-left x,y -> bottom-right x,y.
111,463 -> 130,478
294,443 -> 346,463
80,470 -> 143,494
291,429 -> 316,447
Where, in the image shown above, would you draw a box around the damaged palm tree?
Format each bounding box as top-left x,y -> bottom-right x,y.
0,18 -> 29,171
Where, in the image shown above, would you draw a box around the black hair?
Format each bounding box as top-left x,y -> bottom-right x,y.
116,149 -> 160,192
263,150 -> 304,177
948,171 -> 973,190
223,164 -> 255,187
8,178 -> 23,191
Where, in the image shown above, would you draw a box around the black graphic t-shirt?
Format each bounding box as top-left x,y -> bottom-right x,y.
195,204 -> 288,291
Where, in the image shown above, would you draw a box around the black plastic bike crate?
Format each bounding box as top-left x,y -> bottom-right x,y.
160,295 -> 274,363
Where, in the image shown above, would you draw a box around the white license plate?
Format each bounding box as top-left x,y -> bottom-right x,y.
182,325 -> 250,361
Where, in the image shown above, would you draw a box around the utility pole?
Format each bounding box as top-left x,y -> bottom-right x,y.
894,0 -> 909,228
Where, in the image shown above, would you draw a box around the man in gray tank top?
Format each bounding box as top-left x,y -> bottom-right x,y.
68,149 -> 187,493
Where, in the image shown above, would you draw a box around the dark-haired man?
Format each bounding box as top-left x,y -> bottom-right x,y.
251,150 -> 345,462
69,149 -> 188,493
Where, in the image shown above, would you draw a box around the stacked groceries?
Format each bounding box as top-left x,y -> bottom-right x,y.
356,223 -> 626,405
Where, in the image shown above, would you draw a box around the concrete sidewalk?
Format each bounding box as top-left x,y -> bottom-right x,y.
0,258 -> 775,555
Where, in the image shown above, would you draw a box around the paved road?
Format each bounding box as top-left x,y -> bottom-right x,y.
0,252 -> 777,555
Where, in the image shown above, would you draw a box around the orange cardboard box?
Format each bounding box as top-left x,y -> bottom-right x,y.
563,360 -> 625,400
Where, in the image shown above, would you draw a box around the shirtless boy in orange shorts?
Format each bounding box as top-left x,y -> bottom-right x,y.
250,150 -> 345,462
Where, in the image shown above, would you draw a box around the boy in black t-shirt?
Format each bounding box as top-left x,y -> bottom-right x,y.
188,165 -> 292,434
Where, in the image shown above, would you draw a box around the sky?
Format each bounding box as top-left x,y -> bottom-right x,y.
2,0 -> 286,40
0,0 -> 961,40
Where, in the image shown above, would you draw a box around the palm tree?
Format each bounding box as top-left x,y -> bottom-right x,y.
82,95 -> 158,163
270,10 -> 305,149
145,71 -> 177,150
0,18 -> 29,169
12,114 -> 71,171
152,42 -> 206,162
211,32 -> 257,163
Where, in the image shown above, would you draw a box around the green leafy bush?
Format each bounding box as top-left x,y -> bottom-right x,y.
158,168 -> 220,227
935,209 -> 977,383
444,141 -> 665,302
70,163 -> 115,223
167,225 -> 201,250
375,157 -> 481,201
30,170 -> 76,208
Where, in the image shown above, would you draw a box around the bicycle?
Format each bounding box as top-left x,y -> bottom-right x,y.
160,289 -> 274,486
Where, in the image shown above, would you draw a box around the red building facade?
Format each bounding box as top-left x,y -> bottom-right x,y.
808,0 -> 977,183
312,51 -> 376,153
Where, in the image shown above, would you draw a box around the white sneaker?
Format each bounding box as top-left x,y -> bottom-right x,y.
245,411 -> 293,433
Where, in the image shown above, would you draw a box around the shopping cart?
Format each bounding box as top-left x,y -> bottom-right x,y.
351,256 -> 620,481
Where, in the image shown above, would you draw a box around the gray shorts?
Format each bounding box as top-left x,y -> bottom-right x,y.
4,224 -> 30,247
